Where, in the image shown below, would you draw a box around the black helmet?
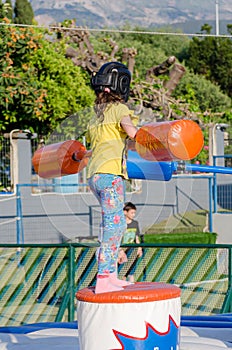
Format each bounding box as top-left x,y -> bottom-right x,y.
91,62 -> 131,102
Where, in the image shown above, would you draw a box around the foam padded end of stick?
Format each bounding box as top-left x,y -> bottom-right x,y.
135,120 -> 204,161
168,120 -> 204,160
32,140 -> 88,178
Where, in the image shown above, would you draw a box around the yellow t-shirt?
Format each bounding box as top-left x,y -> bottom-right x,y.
86,103 -> 137,179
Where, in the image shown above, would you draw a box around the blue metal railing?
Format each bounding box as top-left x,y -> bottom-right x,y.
213,154 -> 232,213
0,242 -> 232,325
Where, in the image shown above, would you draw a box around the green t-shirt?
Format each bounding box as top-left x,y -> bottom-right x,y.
122,219 -> 140,244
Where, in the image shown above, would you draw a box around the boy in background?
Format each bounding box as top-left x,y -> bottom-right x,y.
118,202 -> 143,282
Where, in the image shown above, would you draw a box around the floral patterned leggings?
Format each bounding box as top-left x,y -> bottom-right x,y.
88,174 -> 127,275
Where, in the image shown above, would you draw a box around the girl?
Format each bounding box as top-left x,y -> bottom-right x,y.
86,62 -> 138,294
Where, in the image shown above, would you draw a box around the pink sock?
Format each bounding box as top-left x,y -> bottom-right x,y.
95,275 -> 123,294
109,271 -> 133,287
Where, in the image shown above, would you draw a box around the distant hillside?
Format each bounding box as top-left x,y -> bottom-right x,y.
31,0 -> 232,33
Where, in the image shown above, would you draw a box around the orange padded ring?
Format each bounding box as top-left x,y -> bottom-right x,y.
76,282 -> 181,304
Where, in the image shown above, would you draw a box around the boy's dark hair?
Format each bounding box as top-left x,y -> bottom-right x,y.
123,202 -> 137,211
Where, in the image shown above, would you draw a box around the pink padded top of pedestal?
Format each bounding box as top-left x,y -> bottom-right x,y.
76,282 -> 181,304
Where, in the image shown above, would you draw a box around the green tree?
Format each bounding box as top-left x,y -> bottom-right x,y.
0,0 -> 3,18
0,19 -> 95,136
29,38 -> 95,136
0,19 -> 42,132
0,0 -> 13,19
5,0 -> 13,21
90,25 -> 190,78
1,20 -> 231,141
14,0 -> 34,25
186,24 -> 232,97
173,69 -> 231,113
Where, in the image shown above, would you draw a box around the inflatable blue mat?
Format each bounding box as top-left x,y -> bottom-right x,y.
1,314 -> 232,334
181,314 -> 232,328
0,321 -> 77,333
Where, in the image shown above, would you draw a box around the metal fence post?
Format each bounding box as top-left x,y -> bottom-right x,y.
221,247 -> 232,313
213,156 -> 218,213
68,244 -> 75,322
55,245 -> 76,322
208,177 -> 213,232
89,206 -> 93,236
16,184 -> 24,244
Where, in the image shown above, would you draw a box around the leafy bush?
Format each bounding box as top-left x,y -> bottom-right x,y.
173,69 -> 232,113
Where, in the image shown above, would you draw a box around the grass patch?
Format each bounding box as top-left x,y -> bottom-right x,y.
144,231 -> 217,244
144,210 -> 208,234
143,210 -> 217,244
